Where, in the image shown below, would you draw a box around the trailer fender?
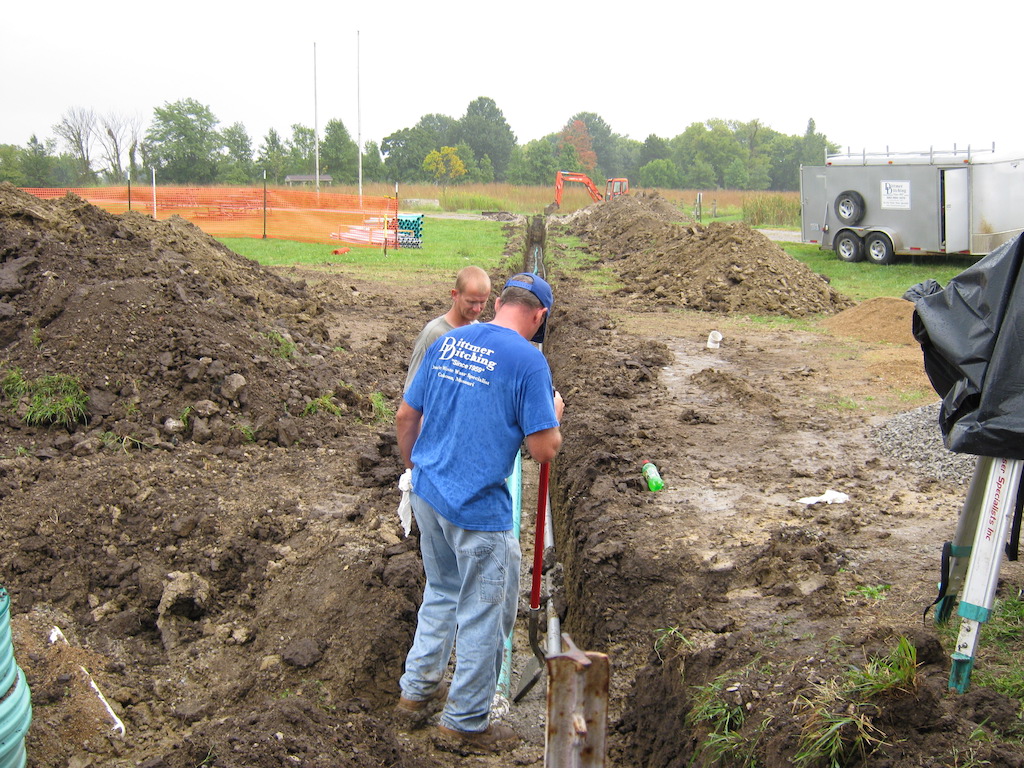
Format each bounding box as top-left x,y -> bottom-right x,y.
860,226 -> 904,252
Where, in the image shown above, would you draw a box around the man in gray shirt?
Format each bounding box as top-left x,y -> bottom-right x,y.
404,266 -> 492,390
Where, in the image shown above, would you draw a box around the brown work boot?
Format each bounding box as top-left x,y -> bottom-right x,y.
393,682 -> 449,729
437,721 -> 520,753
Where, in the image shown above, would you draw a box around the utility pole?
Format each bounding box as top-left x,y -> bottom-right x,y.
314,42 -> 320,196
357,30 -> 363,198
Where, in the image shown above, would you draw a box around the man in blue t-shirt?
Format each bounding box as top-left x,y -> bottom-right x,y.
394,273 -> 564,752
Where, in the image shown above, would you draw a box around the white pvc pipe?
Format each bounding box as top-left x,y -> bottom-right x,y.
545,499 -> 561,657
82,667 -> 126,737
49,626 -> 126,738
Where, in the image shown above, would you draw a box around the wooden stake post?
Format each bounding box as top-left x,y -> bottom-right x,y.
546,634 -> 609,768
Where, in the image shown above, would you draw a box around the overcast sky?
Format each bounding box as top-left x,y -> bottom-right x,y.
4,1 -> 1022,162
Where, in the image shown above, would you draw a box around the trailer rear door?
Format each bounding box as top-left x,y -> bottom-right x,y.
943,168 -> 969,253
801,169 -> 828,245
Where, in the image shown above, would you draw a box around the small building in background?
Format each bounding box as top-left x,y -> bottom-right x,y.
284,174 -> 333,186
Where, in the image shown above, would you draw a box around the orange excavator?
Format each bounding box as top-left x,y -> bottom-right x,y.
545,171 -> 629,214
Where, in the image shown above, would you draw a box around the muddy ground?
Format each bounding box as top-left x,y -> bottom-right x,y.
0,184 -> 1021,767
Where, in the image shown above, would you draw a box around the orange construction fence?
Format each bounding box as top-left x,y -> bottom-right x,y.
21,186 -> 402,246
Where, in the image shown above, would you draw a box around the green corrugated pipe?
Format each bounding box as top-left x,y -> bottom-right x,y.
0,587 -> 31,768
496,452 -> 523,702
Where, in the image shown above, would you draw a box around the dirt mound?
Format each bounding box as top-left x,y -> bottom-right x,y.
561,193 -> 853,317
0,183 -> 393,457
0,184 -> 424,768
822,296 -> 917,345
561,190 -> 688,231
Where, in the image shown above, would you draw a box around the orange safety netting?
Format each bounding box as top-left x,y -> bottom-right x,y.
21,186 -> 401,246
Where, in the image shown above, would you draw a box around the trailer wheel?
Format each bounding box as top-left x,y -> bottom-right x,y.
835,231 -> 864,262
834,190 -> 865,225
865,232 -> 895,265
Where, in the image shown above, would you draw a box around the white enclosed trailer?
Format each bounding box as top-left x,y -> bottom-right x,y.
800,146 -> 1024,264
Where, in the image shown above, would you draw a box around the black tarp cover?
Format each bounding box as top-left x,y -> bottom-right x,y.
907,234 -> 1024,458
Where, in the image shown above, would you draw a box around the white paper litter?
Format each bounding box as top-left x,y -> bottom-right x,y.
48,626 -> 68,645
797,489 -> 850,505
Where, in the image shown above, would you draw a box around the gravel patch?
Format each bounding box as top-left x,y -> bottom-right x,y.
757,228 -> 801,243
872,402 -> 977,486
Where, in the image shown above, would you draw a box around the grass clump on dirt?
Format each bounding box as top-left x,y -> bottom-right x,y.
233,423 -> 256,443
1,367 -> 89,428
794,636 -> 918,768
685,670 -> 766,767
302,393 -> 344,418
847,583 -> 892,601
100,431 -> 151,453
262,330 -> 296,359
369,392 -> 394,424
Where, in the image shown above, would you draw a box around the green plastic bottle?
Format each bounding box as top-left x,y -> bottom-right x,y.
642,461 -> 664,491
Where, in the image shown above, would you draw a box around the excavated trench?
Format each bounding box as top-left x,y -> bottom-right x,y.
511,214 -> 688,755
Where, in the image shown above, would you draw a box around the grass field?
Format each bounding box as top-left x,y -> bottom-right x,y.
225,214 -> 974,304
222,217 -> 509,287
779,243 -> 974,302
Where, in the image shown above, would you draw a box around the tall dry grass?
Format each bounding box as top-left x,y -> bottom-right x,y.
741,193 -> 801,227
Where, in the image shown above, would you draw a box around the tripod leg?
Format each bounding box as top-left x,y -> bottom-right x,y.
949,457 -> 1023,693
935,456 -> 992,624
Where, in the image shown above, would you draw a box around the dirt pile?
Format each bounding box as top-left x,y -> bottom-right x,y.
560,192 -> 853,317
0,184 -> 423,768
0,182 -> 392,457
822,296 -> 917,345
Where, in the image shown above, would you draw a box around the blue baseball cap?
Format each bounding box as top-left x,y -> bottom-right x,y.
504,274 -> 553,343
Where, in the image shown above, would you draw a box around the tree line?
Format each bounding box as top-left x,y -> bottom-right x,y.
0,95 -> 837,191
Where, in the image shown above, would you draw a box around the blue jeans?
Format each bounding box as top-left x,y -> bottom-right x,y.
399,492 -> 521,733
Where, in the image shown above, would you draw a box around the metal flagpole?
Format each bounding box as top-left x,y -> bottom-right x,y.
357,30 -> 363,199
314,42 -> 320,197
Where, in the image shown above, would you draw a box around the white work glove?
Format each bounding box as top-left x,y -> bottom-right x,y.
397,469 -> 413,537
